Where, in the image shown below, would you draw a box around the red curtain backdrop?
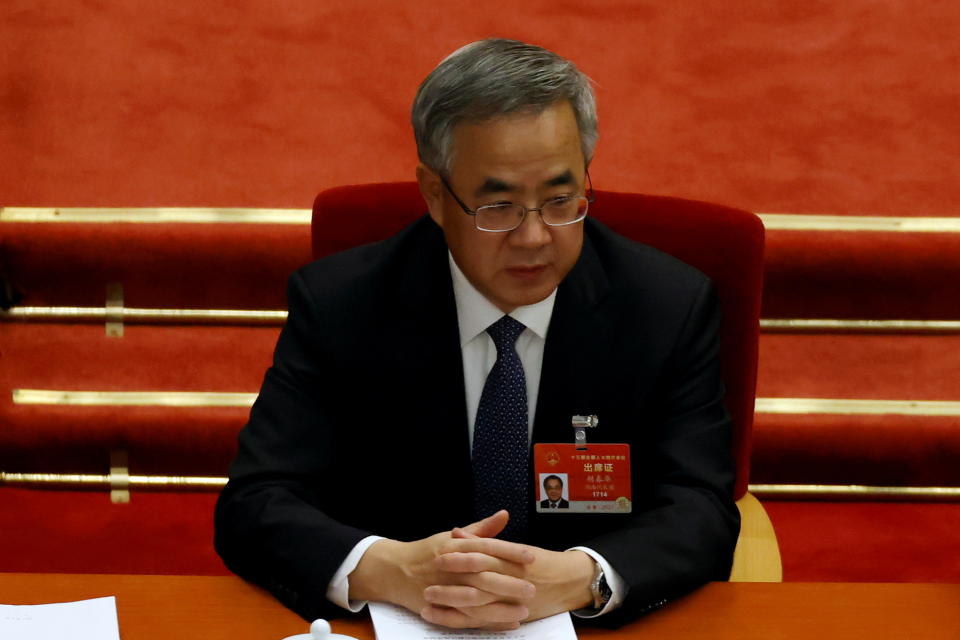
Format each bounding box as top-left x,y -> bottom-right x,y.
2,1 -> 958,215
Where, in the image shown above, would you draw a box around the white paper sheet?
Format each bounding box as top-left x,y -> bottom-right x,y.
0,596 -> 121,640
369,602 -> 577,640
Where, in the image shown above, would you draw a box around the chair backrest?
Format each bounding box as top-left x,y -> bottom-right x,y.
313,182 -> 765,498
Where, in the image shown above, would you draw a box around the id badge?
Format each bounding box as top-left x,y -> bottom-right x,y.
533,443 -> 632,513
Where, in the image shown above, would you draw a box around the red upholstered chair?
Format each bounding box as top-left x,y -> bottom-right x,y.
313,182 -> 779,581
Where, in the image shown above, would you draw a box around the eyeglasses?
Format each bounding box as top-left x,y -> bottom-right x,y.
440,172 -> 594,233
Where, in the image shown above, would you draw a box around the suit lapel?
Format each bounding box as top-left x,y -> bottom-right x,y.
389,220 -> 473,509
533,233 -> 618,445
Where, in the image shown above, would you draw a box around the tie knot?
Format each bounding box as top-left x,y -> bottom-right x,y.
486,315 -> 526,351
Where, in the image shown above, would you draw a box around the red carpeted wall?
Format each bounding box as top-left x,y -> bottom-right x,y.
0,489 -> 227,575
2,1 -> 958,216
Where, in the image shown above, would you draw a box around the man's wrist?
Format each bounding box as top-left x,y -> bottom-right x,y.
348,538 -> 405,603
568,546 -> 626,618
560,549 -> 597,611
327,535 -> 385,611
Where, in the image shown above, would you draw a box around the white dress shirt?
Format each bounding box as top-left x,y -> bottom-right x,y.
326,253 -> 625,616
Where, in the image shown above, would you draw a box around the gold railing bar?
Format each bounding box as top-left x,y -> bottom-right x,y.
749,484 -> 960,500
7,308 -> 960,333
121,308 -> 287,322
757,213 -> 960,232
12,389 -> 257,407
4,206 -> 960,231
761,318 -> 960,333
1,472 -> 227,490
5,473 -> 959,500
1,472 -> 112,486
0,306 -> 289,325
128,475 -> 228,488
755,398 -> 960,416
12,390 -> 960,415
1,307 -> 107,321
0,207 -> 311,224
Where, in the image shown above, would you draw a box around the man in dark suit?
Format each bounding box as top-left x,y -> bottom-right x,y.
215,38 -> 739,629
540,475 -> 569,509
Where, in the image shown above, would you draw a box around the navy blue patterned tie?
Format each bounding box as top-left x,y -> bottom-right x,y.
472,315 -> 529,541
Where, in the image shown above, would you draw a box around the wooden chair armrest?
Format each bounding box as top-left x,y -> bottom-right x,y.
729,491 -> 783,582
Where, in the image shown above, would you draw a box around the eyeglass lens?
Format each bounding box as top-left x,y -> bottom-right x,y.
476,197 -> 588,231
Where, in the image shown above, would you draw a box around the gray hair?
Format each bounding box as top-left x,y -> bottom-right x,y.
412,39 -> 598,175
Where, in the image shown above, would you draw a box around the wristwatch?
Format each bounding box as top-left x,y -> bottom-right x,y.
590,562 -> 612,610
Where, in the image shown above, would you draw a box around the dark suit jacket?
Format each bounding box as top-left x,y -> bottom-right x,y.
214,216 -> 739,625
540,498 -> 569,509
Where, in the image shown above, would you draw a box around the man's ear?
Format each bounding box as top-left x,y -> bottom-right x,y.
416,164 -> 444,227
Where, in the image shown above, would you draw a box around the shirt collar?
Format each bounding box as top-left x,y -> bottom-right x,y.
448,252 -> 556,347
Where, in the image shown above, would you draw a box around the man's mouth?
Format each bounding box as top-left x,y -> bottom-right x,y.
505,265 -> 547,280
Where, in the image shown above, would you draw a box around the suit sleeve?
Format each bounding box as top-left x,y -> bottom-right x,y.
214,270 -> 372,621
584,279 -> 740,625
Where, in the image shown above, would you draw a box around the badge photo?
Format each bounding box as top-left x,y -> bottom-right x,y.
538,473 -> 570,509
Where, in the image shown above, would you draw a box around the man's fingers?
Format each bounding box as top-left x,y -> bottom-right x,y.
458,570 -> 536,601
420,603 -> 528,629
424,574 -> 535,607
423,584 -> 497,608
436,551 -> 530,577
459,509 -> 509,539
439,537 -> 535,565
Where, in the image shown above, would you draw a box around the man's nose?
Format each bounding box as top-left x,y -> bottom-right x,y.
509,209 -> 551,247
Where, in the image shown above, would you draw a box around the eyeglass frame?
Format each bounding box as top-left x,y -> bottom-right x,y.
438,171 -> 595,233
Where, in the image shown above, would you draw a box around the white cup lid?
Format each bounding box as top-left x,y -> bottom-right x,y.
280,618 -> 359,640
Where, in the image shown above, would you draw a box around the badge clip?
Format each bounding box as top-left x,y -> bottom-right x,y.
572,414 -> 599,450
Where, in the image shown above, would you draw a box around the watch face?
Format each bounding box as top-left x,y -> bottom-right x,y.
599,575 -> 612,601
590,565 -> 613,610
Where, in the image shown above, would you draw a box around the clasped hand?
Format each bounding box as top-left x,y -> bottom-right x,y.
350,510 -> 594,630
